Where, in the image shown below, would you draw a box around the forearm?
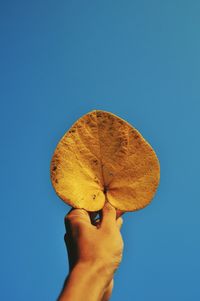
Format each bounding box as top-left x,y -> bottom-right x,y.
58,262 -> 113,301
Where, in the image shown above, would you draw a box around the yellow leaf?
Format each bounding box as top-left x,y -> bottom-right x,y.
50,110 -> 160,212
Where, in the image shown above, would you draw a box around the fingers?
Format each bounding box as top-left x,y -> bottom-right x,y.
101,201 -> 116,230
64,204 -> 123,232
93,217 -> 123,230
64,208 -> 91,231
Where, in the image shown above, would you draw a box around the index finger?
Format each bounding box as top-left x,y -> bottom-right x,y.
64,207 -> 91,231
100,201 -> 116,230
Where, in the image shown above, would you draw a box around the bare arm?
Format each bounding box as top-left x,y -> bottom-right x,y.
58,202 -> 124,301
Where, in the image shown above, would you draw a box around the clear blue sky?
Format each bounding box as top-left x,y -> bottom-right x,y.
0,1 -> 200,300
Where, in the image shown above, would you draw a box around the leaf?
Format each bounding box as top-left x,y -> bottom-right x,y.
50,110 -> 160,211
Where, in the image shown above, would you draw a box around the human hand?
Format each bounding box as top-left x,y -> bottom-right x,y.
65,202 -> 123,276
65,205 -> 123,301
61,202 -> 124,301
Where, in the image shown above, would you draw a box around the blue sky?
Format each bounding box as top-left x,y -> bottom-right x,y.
0,1 -> 200,300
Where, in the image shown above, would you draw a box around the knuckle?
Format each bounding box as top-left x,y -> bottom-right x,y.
64,213 -> 77,228
65,215 -> 76,224
65,209 -> 79,220
67,209 -> 85,218
65,214 -> 72,223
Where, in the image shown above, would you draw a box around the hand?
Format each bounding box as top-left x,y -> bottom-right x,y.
65,202 -> 124,276
65,206 -> 123,301
58,202 -> 124,301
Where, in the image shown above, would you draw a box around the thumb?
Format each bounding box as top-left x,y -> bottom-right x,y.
101,201 -> 116,229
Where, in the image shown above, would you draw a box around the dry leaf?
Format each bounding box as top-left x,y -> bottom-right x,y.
50,110 -> 160,212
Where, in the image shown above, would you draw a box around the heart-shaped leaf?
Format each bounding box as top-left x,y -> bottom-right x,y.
50,110 -> 160,212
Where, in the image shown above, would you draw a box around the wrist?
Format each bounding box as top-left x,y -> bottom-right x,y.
73,260 -> 114,284
59,261 -> 113,301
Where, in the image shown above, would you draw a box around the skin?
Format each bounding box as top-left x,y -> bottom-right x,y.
57,202 -> 124,301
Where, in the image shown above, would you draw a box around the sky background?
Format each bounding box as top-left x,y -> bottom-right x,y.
1,1 -> 200,300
